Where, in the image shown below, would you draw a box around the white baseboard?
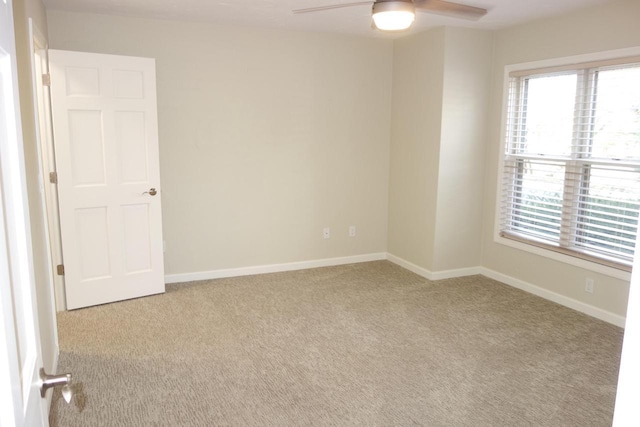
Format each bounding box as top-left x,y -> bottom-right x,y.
164,253 -> 387,284
480,267 -> 626,328
385,253 -> 625,327
430,266 -> 483,281
165,252 -> 625,327
385,253 -> 481,280
385,253 -> 433,279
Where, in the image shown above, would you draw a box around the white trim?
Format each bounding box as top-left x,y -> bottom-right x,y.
165,251 -> 625,327
45,349 -> 59,412
430,266 -> 483,281
28,17 -> 61,375
385,253 -> 625,327
495,236 -> 632,281
385,253 -> 433,279
29,23 -> 66,313
165,253 -> 387,284
505,47 -> 640,77
480,267 -> 626,327
493,59 -> 512,261
613,229 -> 640,424
385,253 -> 481,280
493,46 -> 640,282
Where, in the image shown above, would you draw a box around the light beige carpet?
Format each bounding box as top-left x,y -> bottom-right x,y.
50,261 -> 623,426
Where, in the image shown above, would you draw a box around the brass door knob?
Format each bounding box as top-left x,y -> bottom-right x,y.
143,188 -> 157,196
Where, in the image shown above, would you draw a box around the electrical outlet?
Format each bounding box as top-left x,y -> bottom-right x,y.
323,227 -> 330,239
585,278 -> 594,293
349,225 -> 356,237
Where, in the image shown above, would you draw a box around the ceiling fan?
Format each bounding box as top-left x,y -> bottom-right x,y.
293,0 -> 488,31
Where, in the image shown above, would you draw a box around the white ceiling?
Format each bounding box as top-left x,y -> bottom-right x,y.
42,0 -> 617,38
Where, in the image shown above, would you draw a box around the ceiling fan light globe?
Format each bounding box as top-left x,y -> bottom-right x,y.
372,10 -> 415,30
372,0 -> 415,31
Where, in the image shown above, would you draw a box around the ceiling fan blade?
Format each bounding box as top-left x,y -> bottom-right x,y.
414,0 -> 487,20
293,1 -> 372,14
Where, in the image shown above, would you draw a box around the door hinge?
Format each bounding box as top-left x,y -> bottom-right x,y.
56,265 -> 65,276
49,172 -> 57,184
42,73 -> 51,87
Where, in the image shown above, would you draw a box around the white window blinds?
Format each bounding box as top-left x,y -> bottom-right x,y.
500,58 -> 640,269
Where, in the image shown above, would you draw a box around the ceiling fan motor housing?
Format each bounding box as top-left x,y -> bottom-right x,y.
372,0 -> 416,15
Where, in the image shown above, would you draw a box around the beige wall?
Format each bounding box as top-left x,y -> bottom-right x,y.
433,27 -> 492,271
12,0 -> 57,371
46,11 -> 393,275
387,28 -> 445,270
481,0 -> 640,317
387,27 -> 492,273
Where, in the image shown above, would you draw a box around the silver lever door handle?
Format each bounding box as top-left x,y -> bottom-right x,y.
40,368 -> 73,403
142,188 -> 157,196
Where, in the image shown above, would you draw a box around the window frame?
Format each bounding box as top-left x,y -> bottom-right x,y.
494,47 -> 640,281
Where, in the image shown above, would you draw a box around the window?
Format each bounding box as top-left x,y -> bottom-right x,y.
499,57 -> 640,270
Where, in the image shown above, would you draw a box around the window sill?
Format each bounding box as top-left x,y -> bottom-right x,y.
494,232 -> 633,281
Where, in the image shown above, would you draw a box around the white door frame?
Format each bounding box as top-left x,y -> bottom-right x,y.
28,18 -> 67,313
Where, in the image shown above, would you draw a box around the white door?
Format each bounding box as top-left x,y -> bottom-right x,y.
49,50 -> 165,310
0,0 -> 48,424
